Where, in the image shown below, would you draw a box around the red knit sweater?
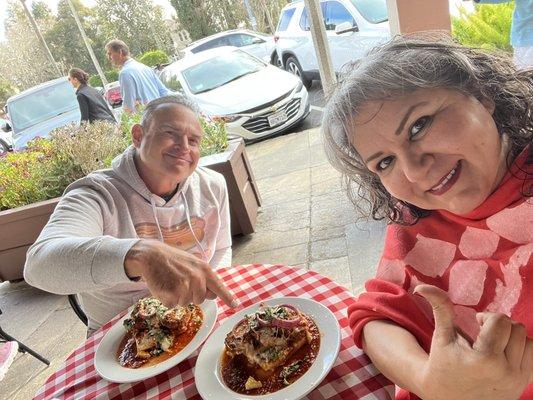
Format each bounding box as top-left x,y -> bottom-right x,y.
349,148 -> 533,399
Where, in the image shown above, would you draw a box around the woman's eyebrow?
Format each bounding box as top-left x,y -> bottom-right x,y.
364,151 -> 383,165
394,101 -> 429,136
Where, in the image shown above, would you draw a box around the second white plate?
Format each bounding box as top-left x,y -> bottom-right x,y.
195,297 -> 341,400
95,300 -> 218,383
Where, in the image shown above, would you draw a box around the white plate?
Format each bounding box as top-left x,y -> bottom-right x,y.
95,300 -> 218,383
195,297 -> 341,400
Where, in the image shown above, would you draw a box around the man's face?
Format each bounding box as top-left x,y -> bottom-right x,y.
106,48 -> 125,68
133,104 -> 203,184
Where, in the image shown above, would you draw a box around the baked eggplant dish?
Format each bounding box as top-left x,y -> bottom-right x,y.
221,303 -> 320,395
117,297 -> 203,368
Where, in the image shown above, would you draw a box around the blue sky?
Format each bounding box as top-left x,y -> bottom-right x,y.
0,0 -> 472,42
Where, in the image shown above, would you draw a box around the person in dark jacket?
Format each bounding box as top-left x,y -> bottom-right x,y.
68,68 -> 116,124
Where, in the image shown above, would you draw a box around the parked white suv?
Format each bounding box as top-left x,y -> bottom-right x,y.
275,0 -> 390,88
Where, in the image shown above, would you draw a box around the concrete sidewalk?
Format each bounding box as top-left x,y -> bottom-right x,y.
0,127 -> 386,399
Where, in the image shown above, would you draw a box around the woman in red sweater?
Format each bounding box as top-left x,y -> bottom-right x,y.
323,34 -> 532,399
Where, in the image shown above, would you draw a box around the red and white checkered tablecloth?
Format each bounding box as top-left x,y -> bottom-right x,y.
34,264 -> 394,400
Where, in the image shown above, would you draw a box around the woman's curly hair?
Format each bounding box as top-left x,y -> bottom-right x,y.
322,32 -> 532,225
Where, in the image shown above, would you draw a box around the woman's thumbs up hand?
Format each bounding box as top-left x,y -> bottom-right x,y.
413,284 -> 532,400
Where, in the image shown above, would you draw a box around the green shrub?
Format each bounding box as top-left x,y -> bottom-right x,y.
0,121 -> 124,211
199,118 -> 229,157
88,70 -> 120,87
0,110 -> 230,211
139,50 -> 170,67
452,2 -> 513,52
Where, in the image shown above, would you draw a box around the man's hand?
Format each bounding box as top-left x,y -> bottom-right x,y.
414,284 -> 533,400
124,239 -> 237,308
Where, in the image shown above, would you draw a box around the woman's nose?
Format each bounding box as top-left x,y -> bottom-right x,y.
400,149 -> 433,184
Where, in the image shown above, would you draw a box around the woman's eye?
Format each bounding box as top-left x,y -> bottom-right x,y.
377,156 -> 394,171
410,116 -> 431,138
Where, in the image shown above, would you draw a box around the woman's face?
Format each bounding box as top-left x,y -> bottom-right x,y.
68,76 -> 79,88
349,88 -> 508,215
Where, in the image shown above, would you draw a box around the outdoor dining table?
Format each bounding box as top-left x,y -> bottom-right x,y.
33,263 -> 395,400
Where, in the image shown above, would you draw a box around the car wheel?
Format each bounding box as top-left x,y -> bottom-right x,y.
272,53 -> 283,69
285,56 -> 311,89
0,139 -> 10,153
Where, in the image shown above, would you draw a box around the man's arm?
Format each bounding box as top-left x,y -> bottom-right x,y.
119,72 -> 137,113
77,94 -> 90,122
152,70 -> 171,97
24,188 -> 138,294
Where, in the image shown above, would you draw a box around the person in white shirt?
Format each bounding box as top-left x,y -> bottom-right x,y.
25,94 -> 236,334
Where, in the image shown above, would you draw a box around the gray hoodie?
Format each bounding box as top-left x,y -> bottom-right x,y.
24,146 -> 231,331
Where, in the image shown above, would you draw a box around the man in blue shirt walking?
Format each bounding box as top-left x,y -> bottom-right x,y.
474,0 -> 533,69
105,40 -> 171,113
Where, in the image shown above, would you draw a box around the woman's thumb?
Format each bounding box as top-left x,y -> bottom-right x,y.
414,284 -> 456,345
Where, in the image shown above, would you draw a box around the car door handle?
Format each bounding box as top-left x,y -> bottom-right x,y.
335,26 -> 359,35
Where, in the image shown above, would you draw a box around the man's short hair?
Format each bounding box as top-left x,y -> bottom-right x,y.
141,94 -> 201,129
105,39 -> 130,56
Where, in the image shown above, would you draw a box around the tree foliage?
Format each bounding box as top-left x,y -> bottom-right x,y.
452,2 -> 513,52
139,50 -> 170,67
88,70 -> 119,87
0,0 -> 289,95
0,2 -> 60,91
248,0 -> 288,34
170,0 -> 247,41
45,0 -> 108,75
170,0 -> 287,41
94,0 -> 174,56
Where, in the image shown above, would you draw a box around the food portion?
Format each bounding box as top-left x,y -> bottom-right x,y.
117,297 -> 203,368
221,303 -> 320,395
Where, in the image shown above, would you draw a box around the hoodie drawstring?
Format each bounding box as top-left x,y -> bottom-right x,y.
150,197 -> 165,242
181,191 -> 208,262
149,192 -> 208,263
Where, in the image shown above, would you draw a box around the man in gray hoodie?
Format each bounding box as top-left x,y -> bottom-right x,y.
24,94 -> 237,334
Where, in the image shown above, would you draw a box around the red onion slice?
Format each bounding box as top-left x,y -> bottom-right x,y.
256,315 -> 271,327
271,305 -> 301,329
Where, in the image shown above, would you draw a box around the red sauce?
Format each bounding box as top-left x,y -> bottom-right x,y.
221,314 -> 320,395
117,306 -> 203,368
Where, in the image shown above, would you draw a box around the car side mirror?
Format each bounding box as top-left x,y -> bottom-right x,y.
335,21 -> 359,35
251,37 -> 264,44
2,122 -> 11,132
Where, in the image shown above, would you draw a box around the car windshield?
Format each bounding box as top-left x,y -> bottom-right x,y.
350,0 -> 388,23
182,50 -> 265,94
9,80 -> 77,131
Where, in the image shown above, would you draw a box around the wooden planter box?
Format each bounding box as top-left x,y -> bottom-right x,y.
200,138 -> 261,236
0,138 -> 260,282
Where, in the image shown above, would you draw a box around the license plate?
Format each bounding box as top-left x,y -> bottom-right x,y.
267,110 -> 288,127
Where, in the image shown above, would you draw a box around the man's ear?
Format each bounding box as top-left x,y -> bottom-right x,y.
131,124 -> 143,148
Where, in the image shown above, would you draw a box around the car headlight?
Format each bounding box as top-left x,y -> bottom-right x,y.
211,115 -> 240,123
294,80 -> 303,93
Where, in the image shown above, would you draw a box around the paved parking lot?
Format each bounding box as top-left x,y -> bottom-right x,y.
295,81 -> 325,132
